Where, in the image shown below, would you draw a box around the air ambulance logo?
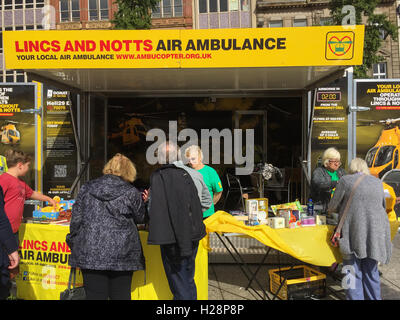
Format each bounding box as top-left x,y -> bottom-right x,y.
325,31 -> 354,60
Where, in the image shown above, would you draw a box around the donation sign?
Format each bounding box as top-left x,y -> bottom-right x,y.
355,80 -> 400,178
16,224 -> 83,300
3,26 -> 364,69
42,85 -> 77,199
311,78 -> 348,169
0,83 -> 37,187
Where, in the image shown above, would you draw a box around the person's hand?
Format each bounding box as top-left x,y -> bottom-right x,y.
8,251 -> 19,270
142,189 -> 149,203
48,198 -> 58,210
396,197 -> 400,205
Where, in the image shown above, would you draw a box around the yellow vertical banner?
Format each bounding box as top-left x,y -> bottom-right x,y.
16,224 -> 78,300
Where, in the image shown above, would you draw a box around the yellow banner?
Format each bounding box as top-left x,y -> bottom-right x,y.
4,26 -> 364,69
16,223 -> 208,300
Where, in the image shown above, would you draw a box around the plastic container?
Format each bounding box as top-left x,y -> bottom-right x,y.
301,216 -> 316,227
307,198 -> 314,216
269,265 -> 326,300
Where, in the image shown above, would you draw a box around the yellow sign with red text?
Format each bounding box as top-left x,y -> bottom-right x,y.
4,26 -> 364,69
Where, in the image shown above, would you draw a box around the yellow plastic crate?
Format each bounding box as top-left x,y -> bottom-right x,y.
269,265 -> 326,300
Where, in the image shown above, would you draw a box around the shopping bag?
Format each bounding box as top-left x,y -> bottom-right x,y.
60,267 -> 86,300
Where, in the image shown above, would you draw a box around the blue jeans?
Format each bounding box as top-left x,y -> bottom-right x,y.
342,255 -> 381,300
160,241 -> 199,300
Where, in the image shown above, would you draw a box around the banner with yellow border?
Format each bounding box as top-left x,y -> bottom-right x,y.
4,26 -> 364,69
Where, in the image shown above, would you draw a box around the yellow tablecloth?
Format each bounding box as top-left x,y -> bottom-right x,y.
204,211 -> 400,267
16,223 -> 208,300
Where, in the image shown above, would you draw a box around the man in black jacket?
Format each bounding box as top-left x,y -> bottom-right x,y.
0,185 -> 19,300
147,141 -> 206,300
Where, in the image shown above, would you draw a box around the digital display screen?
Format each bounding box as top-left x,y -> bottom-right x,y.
317,91 -> 341,102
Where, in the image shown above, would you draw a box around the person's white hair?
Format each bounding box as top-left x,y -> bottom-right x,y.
157,141 -> 181,164
184,145 -> 203,162
349,158 -> 370,175
322,147 -> 341,167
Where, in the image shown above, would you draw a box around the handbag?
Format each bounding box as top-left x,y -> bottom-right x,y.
60,267 -> 86,300
329,174 -> 366,247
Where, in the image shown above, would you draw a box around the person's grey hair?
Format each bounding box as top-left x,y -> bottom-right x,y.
349,158 -> 370,175
184,145 -> 203,162
157,141 -> 181,164
322,147 -> 341,167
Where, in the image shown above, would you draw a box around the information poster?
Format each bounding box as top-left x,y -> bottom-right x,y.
0,84 -> 36,188
356,80 -> 400,178
311,78 -> 348,170
42,85 -> 77,199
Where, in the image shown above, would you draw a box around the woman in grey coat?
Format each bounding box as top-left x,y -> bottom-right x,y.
66,153 -> 146,300
327,158 -> 392,300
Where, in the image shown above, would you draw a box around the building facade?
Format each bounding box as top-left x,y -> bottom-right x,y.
0,0 -> 47,82
255,0 -> 400,79
1,0 -> 399,82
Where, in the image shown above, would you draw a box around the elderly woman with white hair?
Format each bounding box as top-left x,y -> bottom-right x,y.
184,145 -> 223,219
327,158 -> 392,300
310,147 -> 346,213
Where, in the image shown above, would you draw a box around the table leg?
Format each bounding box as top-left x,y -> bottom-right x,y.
217,233 -> 269,300
259,175 -> 264,198
245,247 -> 271,291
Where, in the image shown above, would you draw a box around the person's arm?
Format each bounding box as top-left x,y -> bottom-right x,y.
30,191 -> 57,208
311,167 -> 337,193
129,188 -> 147,224
213,191 -> 222,204
327,179 -> 346,215
0,186 -> 19,269
65,186 -> 86,250
8,251 -> 19,270
211,170 -> 223,205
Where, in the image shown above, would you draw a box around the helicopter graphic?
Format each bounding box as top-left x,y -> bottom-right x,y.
1,122 -> 21,145
360,117 -> 400,178
109,116 -> 148,146
108,104 -> 176,147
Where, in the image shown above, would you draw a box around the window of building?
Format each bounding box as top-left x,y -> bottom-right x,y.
5,71 -> 14,83
198,0 -> 248,13
60,0 -> 80,22
37,0 -> 44,8
269,20 -> 283,28
4,0 -> 12,10
152,0 -> 183,18
26,0 -> 34,9
319,17 -> 332,26
15,0 -> 23,9
89,0 -> 109,21
293,18 -> 307,27
373,62 -> 387,79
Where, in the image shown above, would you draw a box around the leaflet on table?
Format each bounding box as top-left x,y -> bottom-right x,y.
270,201 -> 302,215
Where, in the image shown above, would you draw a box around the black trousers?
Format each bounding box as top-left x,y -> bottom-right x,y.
81,269 -> 134,300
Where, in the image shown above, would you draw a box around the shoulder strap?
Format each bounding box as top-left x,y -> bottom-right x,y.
336,174 -> 366,234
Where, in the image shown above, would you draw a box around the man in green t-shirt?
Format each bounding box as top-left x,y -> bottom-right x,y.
184,145 -> 223,219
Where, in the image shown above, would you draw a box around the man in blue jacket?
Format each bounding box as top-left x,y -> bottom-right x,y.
0,185 -> 19,300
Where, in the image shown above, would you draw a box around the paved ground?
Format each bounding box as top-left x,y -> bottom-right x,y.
208,230 -> 400,300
